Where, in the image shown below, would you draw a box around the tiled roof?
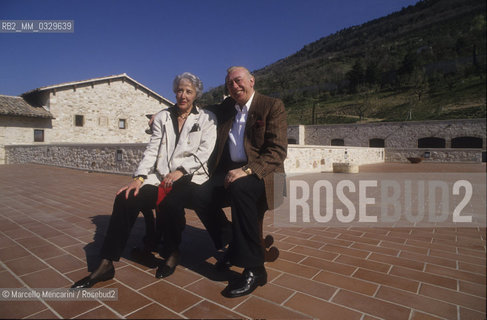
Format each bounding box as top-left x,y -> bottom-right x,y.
0,95 -> 53,119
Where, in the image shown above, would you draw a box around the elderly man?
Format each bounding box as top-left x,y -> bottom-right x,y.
199,66 -> 287,298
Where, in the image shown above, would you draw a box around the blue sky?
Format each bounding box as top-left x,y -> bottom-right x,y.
1,0 -> 419,101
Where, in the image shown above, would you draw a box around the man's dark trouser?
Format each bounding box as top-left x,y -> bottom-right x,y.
194,173 -> 266,269
156,175 -> 216,256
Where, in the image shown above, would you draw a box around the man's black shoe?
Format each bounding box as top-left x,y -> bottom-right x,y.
221,267 -> 267,298
71,267 -> 115,289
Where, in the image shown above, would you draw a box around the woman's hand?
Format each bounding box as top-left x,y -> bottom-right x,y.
162,170 -> 184,188
117,179 -> 143,199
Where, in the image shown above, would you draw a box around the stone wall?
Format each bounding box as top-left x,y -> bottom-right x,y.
285,145 -> 384,172
5,144 -> 145,175
0,116 -> 52,164
301,119 -> 486,148
0,78 -> 172,164
287,125 -> 299,144
5,144 -> 385,174
386,148 -> 484,163
47,79 -> 171,144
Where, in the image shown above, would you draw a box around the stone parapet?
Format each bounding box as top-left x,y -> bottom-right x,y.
386,148 -> 484,163
5,143 -> 385,174
285,145 -> 384,172
5,143 -> 145,175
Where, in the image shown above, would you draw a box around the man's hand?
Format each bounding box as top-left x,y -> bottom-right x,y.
224,168 -> 247,188
162,170 -> 184,188
117,179 -> 143,199
148,114 -> 156,127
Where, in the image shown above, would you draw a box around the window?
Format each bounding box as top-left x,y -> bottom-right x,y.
331,139 -> 345,146
418,137 -> 445,148
75,115 -> 84,127
116,150 -> 123,161
119,119 -> 126,129
34,129 -> 44,142
369,138 -> 385,148
451,137 -> 483,149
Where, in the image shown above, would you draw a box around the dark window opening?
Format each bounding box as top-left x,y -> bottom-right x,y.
116,150 -> 123,161
34,129 -> 44,142
75,115 -> 84,127
119,119 -> 127,129
451,136 -> 483,149
369,138 -> 385,148
418,137 -> 445,148
288,138 -> 297,144
331,139 -> 345,146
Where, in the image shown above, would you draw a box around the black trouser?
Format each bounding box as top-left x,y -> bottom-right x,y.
100,185 -> 158,261
100,176 -> 219,262
194,172 -> 266,269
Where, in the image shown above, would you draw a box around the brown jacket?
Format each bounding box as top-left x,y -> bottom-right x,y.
208,92 -> 287,209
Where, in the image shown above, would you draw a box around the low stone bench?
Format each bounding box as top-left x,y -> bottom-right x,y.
332,162 -> 359,173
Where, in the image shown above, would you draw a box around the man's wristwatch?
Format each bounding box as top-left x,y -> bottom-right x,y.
242,165 -> 253,175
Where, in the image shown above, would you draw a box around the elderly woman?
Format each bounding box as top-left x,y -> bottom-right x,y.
72,72 -> 216,288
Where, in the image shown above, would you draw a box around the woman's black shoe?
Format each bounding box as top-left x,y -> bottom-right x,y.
71,266 -> 115,289
155,263 -> 176,278
155,252 -> 179,278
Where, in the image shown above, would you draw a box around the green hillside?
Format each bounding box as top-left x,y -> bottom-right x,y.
200,0 -> 486,125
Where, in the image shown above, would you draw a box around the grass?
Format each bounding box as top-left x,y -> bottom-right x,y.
286,75 -> 486,125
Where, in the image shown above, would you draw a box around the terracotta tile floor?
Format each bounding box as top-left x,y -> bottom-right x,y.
0,163 -> 485,319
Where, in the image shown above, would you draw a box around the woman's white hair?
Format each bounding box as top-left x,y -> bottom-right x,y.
172,72 -> 204,99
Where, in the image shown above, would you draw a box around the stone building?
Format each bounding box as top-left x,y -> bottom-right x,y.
288,119 -> 486,162
298,119 -> 486,149
0,74 -> 173,164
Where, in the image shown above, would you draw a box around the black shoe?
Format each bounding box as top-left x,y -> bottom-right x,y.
71,266 -> 115,289
221,267 -> 267,298
155,252 -> 179,279
156,263 -> 176,278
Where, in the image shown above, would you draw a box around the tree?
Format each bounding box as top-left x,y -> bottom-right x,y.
365,61 -> 381,85
346,60 -> 364,93
443,72 -> 458,91
399,52 -> 419,79
354,84 -> 378,121
411,69 -> 429,102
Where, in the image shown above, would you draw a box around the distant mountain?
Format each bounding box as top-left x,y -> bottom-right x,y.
200,0 -> 486,124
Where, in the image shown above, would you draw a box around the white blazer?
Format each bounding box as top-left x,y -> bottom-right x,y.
134,106 -> 217,185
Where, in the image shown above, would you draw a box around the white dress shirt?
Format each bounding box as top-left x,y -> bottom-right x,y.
228,92 -> 255,163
